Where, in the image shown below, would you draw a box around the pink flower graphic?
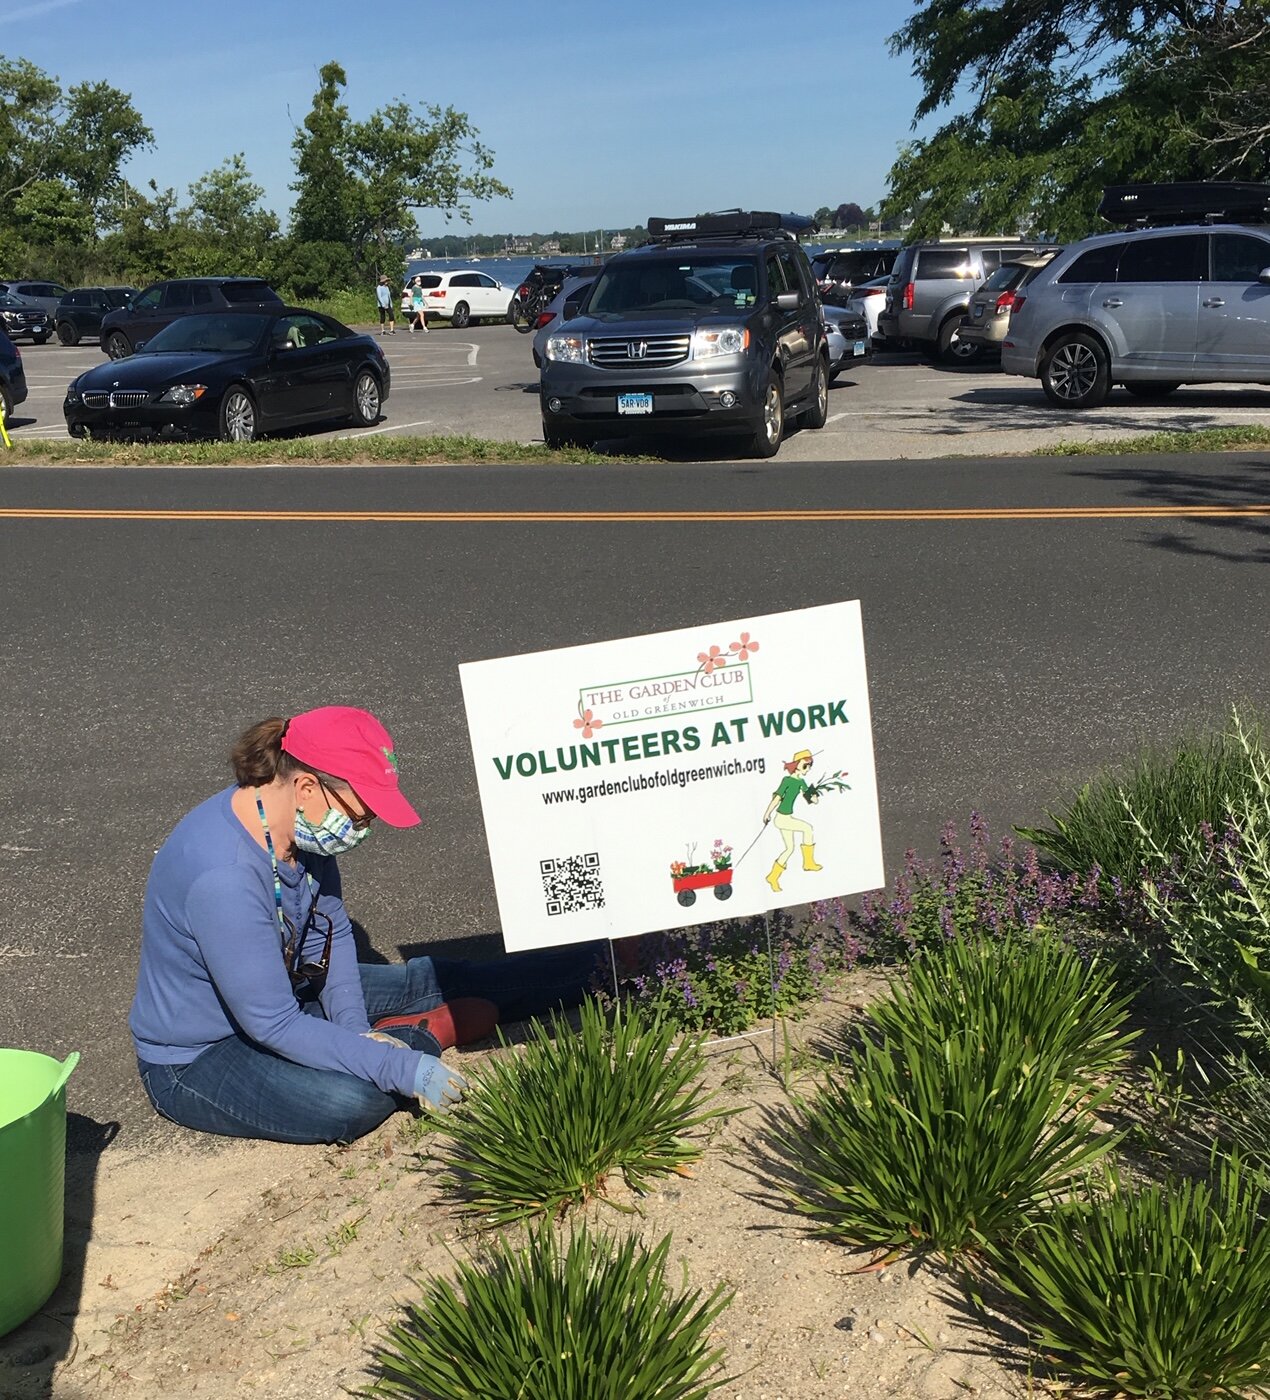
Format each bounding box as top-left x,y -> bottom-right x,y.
573,707 -> 604,740
729,631 -> 759,661
696,645 -> 728,674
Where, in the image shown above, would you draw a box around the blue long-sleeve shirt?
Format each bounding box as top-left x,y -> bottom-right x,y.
129,787 -> 420,1098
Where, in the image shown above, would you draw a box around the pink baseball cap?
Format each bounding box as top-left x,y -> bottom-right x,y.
281,707 -> 421,828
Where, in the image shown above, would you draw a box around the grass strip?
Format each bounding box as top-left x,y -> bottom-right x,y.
0,434 -> 637,466
1034,424 -> 1270,456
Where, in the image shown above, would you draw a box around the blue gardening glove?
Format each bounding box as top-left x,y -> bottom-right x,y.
412,1054 -> 469,1112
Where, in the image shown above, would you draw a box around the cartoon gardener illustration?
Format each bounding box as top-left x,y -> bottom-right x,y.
762,749 -> 821,893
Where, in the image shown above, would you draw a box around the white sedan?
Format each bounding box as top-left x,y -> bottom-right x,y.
412,270 -> 516,328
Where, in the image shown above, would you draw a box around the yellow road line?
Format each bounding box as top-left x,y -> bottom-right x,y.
1,505 -> 1269,523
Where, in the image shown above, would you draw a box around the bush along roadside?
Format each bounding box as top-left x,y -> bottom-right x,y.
770,932 -> 1124,1263
437,998 -> 728,1226
370,1221 -> 734,1400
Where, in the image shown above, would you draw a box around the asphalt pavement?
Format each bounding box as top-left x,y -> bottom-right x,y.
12,323 -> 1270,460
3,454 -> 1269,1143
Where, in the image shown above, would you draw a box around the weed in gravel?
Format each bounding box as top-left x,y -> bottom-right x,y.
986,1155 -> 1270,1399
267,1243 -> 318,1273
438,998 -> 726,1225
369,1220 -> 734,1400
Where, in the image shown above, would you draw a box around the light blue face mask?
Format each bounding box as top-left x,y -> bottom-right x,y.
293,805 -> 371,857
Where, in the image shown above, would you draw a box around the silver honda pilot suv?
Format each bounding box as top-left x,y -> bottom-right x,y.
1001,182 -> 1270,408
538,212 -> 830,459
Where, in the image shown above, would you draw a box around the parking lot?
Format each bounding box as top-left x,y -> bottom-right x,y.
10,321 -> 1270,460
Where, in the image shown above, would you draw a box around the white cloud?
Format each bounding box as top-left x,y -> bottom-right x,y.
0,0 -> 89,20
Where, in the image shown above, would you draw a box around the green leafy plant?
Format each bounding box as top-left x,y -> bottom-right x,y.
370,1221 -> 733,1400
1128,711 -> 1270,1054
771,936 -> 1122,1260
986,1156 -> 1270,1399
868,932 -> 1136,1084
438,998 -> 726,1225
1017,710 -> 1266,888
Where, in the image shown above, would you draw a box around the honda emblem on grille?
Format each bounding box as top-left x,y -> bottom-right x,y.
628,341 -> 648,359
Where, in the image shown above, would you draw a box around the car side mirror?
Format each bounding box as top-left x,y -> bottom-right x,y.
1259,268 -> 1270,285
562,302 -> 580,322
774,291 -> 801,311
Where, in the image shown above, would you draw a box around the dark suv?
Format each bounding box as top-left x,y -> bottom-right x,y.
100,277 -> 282,359
54,287 -> 137,345
0,328 -> 28,422
538,211 -> 828,458
811,245 -> 900,305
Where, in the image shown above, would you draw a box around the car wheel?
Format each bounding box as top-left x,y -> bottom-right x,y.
1123,381 -> 1181,400
349,369 -> 381,427
56,321 -> 79,346
803,354 -> 829,429
1041,332 -> 1111,409
451,301 -> 471,328
748,370 -> 785,458
0,381 -> 12,425
937,315 -> 982,365
105,331 -> 131,360
506,299 -> 518,325
219,386 -> 258,442
32,331 -> 49,345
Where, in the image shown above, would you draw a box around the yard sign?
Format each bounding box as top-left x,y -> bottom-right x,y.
459,600 -> 884,953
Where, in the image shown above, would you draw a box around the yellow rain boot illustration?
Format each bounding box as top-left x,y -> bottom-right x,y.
765,859 -> 786,893
802,843 -> 823,872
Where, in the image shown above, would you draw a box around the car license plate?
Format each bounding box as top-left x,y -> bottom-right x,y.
853,340 -> 867,357
618,392 -> 653,416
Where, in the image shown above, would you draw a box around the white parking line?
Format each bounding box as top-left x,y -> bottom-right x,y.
343,418 -> 435,439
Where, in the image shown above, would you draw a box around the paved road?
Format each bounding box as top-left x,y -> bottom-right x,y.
3,454 -> 1268,1143
12,326 -> 1270,460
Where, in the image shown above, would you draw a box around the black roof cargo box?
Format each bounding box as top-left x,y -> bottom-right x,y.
1099,182 -> 1270,226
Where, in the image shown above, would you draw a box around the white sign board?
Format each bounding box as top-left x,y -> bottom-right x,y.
459,601 -> 884,953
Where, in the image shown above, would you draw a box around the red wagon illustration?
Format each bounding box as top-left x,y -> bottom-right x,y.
670,867 -> 734,908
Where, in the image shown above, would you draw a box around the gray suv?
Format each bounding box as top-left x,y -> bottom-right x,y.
877,238 -> 1045,362
538,211 -> 829,458
1001,182 -> 1270,408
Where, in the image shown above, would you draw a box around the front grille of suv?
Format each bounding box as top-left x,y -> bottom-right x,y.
588,335 -> 690,369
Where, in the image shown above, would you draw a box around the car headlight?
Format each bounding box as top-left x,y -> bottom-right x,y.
691,327 -> 749,359
158,385 -> 208,406
545,335 -> 585,364
65,382 -> 81,405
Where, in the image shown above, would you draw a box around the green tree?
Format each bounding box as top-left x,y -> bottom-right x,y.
884,0 -> 1270,239
288,61 -> 511,280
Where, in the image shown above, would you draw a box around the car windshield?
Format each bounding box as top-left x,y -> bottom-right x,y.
104,289 -> 134,307
219,281 -> 282,304
141,314 -> 269,354
980,263 -> 1030,293
587,256 -> 761,316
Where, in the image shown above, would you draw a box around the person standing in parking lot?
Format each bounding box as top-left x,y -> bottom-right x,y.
376,275 -> 396,335
408,276 -> 429,333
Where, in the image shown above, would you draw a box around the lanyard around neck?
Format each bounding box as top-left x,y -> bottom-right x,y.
255,790 -> 315,942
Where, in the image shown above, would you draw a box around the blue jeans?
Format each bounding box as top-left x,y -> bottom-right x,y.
138,942 -> 601,1144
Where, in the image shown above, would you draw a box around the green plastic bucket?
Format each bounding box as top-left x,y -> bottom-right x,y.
0,1049 -> 79,1338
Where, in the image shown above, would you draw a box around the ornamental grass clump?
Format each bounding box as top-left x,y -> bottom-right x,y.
772,934 -> 1121,1261
1017,707 -> 1266,889
371,1221 -> 733,1400
868,931 -> 1136,1084
438,997 -> 725,1225
986,1156 -> 1270,1399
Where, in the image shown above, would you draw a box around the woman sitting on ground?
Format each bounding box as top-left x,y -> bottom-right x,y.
129,707 -> 598,1144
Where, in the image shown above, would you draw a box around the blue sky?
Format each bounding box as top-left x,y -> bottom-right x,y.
10,0 -> 941,236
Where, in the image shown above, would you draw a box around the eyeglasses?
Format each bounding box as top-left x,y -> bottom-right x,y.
318,779 -> 376,832
281,892 -> 334,990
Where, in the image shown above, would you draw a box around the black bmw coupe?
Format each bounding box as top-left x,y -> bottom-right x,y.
64,308 -> 391,441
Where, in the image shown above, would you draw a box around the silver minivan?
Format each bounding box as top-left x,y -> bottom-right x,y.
1000,224 -> 1270,407
877,239 -> 1045,362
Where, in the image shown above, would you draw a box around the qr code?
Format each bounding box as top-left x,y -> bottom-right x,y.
540,852 -> 605,916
